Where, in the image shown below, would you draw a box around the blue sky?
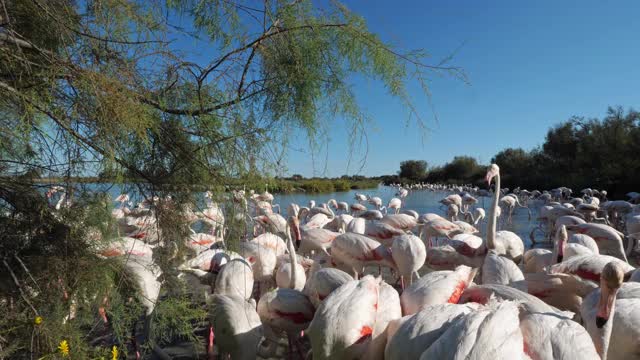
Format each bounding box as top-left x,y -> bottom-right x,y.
284,1 -> 640,177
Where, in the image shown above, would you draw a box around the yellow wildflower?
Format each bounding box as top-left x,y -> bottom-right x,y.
58,340 -> 69,357
34,316 -> 43,325
111,345 -> 118,360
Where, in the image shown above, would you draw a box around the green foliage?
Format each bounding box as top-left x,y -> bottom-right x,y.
388,107 -> 640,198
491,107 -> 640,197
399,160 -> 428,180
149,296 -> 207,346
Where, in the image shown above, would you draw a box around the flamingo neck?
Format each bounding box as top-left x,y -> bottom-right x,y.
56,192 -> 66,210
487,173 -> 500,250
598,291 -> 616,360
285,223 -> 298,288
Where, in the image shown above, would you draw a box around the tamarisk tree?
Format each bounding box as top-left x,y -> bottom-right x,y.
0,0 -> 462,357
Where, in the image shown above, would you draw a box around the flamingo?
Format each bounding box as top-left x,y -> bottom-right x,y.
399,265 -> 477,315
256,216 -> 315,359
302,267 -> 353,307
580,262 -> 640,360
387,198 -> 402,214
378,213 -> 417,231
362,281 -> 402,360
452,220 -> 478,234
238,241 -> 277,293
296,227 -> 339,255
98,237 -> 164,357
385,303 -> 478,360
360,209 -> 384,220
469,207 -> 486,225
368,195 -> 384,210
214,258 -> 254,299
112,193 -> 130,219
346,217 -> 366,234
485,164 -> 525,263
446,203 -> 460,221
323,213 -> 354,233
482,250 -> 524,286
550,254 -> 635,284
274,219 -> 307,290
459,283 -> 573,316
565,223 -> 629,261
418,300 -> 527,360
391,234 -> 426,288
512,271 -> 598,322
208,294 -> 263,360
330,232 -> 396,278
364,221 -> 405,246
481,164 -> 526,287
250,232 -> 287,257
307,275 -> 383,359
419,218 -> 463,248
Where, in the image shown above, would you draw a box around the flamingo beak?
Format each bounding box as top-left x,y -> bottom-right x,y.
485,171 -> 496,186
596,286 -> 618,328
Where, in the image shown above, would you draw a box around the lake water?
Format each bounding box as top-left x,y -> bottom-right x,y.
88,183 -> 545,249
273,185 -> 543,249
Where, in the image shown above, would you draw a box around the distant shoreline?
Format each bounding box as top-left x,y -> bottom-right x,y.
23,176 -> 381,194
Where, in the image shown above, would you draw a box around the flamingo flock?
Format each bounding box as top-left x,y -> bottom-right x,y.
43,164 -> 640,359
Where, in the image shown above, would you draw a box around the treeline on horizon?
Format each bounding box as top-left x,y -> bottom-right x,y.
382,107 -> 640,199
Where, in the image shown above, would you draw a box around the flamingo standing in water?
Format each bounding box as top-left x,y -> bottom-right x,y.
387,198 -> 402,214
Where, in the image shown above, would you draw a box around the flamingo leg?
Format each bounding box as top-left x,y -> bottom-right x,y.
400,276 -> 405,290
207,325 -> 215,360
293,333 -> 306,360
287,334 -> 294,360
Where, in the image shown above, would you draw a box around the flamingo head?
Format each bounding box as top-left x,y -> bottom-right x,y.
485,164 -> 500,186
596,261 -> 624,328
287,216 -> 301,242
327,199 -> 338,209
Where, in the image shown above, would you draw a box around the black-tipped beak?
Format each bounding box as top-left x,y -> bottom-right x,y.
596,316 -> 608,328
556,255 -> 563,263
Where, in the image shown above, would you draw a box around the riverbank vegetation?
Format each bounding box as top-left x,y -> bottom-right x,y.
385,107 -> 640,198
26,175 -> 380,194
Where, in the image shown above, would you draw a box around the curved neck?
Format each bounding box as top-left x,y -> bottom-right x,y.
326,205 -> 335,219
285,223 -> 298,288
487,174 -> 500,250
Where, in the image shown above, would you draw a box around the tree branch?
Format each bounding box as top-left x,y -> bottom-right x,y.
137,87 -> 267,116
198,23 -> 347,82
0,80 -> 154,183
238,46 -> 257,96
